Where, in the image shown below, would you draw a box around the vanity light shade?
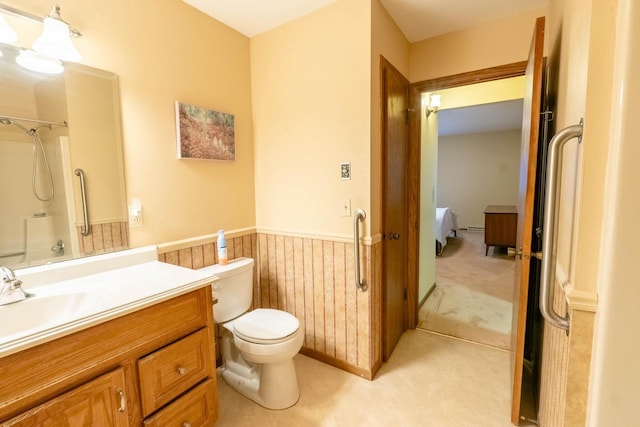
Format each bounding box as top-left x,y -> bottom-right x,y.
32,14 -> 81,62
16,50 -> 64,74
0,14 -> 17,43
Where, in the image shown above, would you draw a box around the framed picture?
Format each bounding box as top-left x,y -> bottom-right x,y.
175,101 -> 235,160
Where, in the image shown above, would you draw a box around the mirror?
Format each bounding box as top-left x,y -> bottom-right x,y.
0,42 -> 128,269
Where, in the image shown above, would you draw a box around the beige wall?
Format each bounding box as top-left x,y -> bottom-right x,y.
1,0 -> 258,247
251,0 -> 371,239
437,130 -> 521,228
409,8 -> 548,82
418,99 -> 437,300
587,1 -> 640,423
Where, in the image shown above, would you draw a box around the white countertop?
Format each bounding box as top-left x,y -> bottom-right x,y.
0,247 -> 216,358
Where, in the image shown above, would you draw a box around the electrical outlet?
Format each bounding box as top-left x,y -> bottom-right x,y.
342,199 -> 351,217
128,206 -> 143,227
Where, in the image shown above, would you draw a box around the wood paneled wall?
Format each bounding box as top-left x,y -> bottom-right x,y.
538,280 -> 595,426
159,231 -> 381,380
77,221 -> 129,256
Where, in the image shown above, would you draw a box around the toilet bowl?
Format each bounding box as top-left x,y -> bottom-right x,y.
198,258 -> 303,409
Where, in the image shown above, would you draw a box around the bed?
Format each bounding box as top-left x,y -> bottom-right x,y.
435,207 -> 458,255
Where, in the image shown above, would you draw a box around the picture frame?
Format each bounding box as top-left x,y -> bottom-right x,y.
175,101 -> 235,161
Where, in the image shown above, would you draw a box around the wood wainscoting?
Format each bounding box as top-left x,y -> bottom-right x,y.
77,220 -> 129,256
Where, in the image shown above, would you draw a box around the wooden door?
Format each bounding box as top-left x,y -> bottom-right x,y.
511,16 -> 545,424
381,57 -> 410,360
6,368 -> 129,426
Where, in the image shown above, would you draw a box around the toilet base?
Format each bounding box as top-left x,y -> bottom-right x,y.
220,329 -> 300,409
221,358 -> 300,409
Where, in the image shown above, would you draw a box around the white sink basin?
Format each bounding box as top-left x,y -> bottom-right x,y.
0,292 -> 91,339
0,246 -> 215,358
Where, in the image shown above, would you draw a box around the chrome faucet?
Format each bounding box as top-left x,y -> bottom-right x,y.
0,265 -> 28,305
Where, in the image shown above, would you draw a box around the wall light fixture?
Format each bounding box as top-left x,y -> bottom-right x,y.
426,94 -> 441,117
0,2 -> 82,74
32,5 -> 81,62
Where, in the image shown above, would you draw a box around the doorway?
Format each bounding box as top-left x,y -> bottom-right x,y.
416,82 -> 525,350
407,61 -> 528,328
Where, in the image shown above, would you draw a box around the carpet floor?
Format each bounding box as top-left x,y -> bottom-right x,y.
418,230 -> 515,349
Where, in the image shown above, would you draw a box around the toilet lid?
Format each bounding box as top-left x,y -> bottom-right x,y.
233,309 -> 299,344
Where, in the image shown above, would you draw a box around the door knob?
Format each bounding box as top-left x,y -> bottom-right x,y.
508,247 -> 523,259
389,233 -> 400,240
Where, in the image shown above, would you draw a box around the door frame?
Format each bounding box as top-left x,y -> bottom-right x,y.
406,61 -> 527,328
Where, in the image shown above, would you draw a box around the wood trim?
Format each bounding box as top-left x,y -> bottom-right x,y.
411,61 -> 527,93
299,347 -> 374,381
407,61 -> 529,333
419,282 -> 436,308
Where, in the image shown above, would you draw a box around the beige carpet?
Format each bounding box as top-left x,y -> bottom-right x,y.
418,230 -> 515,349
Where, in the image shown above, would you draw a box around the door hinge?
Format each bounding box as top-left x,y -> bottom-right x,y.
541,110 -> 554,122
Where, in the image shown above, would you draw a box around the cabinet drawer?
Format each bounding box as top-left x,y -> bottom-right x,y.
138,329 -> 213,416
143,379 -> 218,427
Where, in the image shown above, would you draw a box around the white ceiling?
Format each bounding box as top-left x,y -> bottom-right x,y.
182,0 -> 548,41
438,99 -> 523,136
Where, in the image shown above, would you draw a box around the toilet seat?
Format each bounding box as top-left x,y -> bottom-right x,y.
232,308 -> 300,344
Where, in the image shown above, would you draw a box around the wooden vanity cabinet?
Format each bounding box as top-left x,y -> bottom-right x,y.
3,368 -> 129,426
0,287 -> 218,426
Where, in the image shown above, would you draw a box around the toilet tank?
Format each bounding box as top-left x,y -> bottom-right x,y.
198,257 -> 254,323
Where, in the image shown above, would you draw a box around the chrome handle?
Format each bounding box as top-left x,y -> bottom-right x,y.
177,367 -> 187,375
74,168 -> 90,236
116,388 -> 126,412
540,120 -> 583,333
353,209 -> 367,292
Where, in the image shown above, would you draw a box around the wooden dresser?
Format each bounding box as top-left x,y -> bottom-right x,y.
0,287 -> 218,426
483,205 -> 517,255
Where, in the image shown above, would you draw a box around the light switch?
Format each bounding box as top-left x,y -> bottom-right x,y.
342,199 -> 351,216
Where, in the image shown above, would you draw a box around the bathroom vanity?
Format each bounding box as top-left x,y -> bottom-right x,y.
0,248 -> 219,426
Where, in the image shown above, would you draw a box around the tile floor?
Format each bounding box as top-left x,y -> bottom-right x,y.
216,329 -> 534,426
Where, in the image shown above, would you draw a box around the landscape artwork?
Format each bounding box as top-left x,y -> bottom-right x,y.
176,101 -> 235,160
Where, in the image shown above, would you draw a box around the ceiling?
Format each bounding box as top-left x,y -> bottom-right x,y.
182,0 -> 538,135
182,0 -> 548,42
438,99 -> 523,137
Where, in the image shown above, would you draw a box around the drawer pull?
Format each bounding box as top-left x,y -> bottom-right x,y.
183,423 -> 192,427
116,388 -> 126,412
177,367 -> 187,375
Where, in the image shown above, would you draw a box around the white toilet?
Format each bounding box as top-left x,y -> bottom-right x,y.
198,257 -> 304,409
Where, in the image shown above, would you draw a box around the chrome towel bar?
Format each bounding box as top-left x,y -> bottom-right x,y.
353,208 -> 367,292
540,119 -> 583,333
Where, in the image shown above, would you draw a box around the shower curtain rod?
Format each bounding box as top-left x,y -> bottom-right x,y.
0,115 -> 68,127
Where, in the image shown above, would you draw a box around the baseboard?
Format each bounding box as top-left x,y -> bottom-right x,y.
419,282 -> 436,308
299,347 -> 374,381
